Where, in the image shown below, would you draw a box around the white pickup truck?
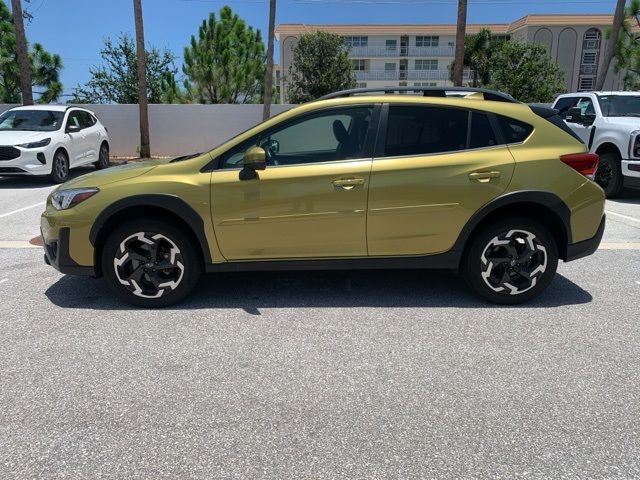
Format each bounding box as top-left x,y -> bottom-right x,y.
552,91 -> 640,197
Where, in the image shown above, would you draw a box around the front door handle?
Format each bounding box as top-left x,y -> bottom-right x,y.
468,171 -> 501,183
333,178 -> 365,190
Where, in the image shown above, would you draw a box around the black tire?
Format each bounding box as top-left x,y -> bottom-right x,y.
49,149 -> 69,183
462,218 -> 559,305
101,220 -> 203,307
93,142 -> 110,170
595,152 -> 624,198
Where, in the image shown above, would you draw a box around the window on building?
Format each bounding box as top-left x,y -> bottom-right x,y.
582,29 -> 601,50
357,82 -> 367,88
415,59 -> 438,70
582,52 -> 597,64
385,62 -> 396,71
578,76 -> 595,91
413,82 -> 437,87
416,36 -> 439,47
352,59 -> 366,71
344,36 -> 368,47
385,39 -> 397,51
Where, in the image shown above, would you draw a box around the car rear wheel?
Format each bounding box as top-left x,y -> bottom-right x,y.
101,220 -> 202,307
49,150 -> 69,184
462,218 -> 558,304
93,142 -> 110,170
595,152 -> 623,198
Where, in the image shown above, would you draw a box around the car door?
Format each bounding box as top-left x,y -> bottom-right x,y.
64,110 -> 90,165
78,111 -> 100,162
367,104 -> 515,256
565,96 -> 596,144
210,105 -> 377,260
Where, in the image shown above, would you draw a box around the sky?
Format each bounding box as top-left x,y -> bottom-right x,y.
18,0 -> 618,98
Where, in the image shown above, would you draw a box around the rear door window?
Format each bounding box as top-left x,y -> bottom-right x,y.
469,112 -> 498,149
384,106 -> 468,157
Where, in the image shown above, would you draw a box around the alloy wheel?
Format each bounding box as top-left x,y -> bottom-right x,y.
595,160 -> 612,187
479,229 -> 548,295
113,232 -> 185,299
54,154 -> 68,179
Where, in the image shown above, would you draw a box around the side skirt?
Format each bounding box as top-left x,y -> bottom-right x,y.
205,250 -> 462,273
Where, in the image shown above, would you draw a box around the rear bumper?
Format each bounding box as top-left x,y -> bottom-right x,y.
565,215 -> 605,262
43,227 -> 96,276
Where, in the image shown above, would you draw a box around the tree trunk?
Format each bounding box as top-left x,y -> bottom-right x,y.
596,0 -> 626,90
262,0 -> 277,120
133,0 -> 150,158
11,0 -> 33,105
452,0 -> 468,87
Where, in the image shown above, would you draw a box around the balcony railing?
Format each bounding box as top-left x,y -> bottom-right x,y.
349,46 -> 455,57
355,69 -> 473,81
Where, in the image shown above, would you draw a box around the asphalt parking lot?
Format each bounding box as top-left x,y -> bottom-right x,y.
1,170 -> 639,478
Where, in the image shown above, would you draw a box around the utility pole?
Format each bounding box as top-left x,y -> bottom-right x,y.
596,0 -> 625,90
11,0 -> 33,105
452,0 -> 468,87
133,0 -> 150,158
263,0 -> 277,120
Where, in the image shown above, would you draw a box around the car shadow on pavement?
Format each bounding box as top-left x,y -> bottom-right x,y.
45,269 -> 592,312
0,167 -> 95,189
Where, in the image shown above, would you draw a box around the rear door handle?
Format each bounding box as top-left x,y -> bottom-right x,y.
468,171 -> 501,183
333,178 -> 365,190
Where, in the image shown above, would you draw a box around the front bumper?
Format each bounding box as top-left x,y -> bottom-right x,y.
42,227 -> 96,276
622,159 -> 640,178
565,215 -> 605,262
0,147 -> 52,176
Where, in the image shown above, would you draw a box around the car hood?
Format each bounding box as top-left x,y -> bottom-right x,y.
60,160 -> 163,189
0,130 -> 53,145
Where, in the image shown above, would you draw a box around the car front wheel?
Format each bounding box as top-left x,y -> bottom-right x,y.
49,150 -> 69,183
101,220 -> 202,307
462,218 -> 558,304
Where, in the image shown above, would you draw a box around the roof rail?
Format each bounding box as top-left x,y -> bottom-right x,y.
319,86 -> 518,103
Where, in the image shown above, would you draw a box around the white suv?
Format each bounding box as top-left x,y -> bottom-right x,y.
0,105 -> 110,183
552,91 -> 640,197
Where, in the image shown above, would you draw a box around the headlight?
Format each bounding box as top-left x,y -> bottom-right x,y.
17,138 -> 51,149
629,130 -> 640,158
51,188 -> 99,210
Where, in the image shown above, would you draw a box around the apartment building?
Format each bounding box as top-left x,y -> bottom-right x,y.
275,14 -> 624,103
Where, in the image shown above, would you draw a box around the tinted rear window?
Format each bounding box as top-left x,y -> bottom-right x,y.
470,112 -> 498,149
496,115 -> 533,144
385,106 -> 468,157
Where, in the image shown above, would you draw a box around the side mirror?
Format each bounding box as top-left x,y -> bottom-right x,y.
565,107 -> 583,124
239,146 -> 266,180
66,124 -> 81,134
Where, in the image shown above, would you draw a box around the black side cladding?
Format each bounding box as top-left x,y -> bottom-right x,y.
529,104 -> 584,144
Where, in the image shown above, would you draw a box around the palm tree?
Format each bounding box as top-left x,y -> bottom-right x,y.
452,0 -> 468,86
133,0 -> 150,158
263,0 -> 277,120
596,0 -> 626,90
10,0 -> 33,104
465,28 -> 493,87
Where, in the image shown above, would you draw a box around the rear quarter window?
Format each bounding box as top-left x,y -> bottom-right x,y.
496,115 -> 533,144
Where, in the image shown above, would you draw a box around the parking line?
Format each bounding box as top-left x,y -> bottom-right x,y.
606,210 -> 640,225
0,241 -> 39,249
0,202 -> 45,219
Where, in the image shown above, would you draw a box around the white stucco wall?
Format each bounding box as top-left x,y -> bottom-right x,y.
0,104 -> 295,157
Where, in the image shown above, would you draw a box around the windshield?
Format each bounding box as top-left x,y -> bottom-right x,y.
0,110 -> 65,132
597,95 -> 640,117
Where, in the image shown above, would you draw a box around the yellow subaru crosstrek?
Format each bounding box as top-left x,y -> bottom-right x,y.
41,87 -> 605,307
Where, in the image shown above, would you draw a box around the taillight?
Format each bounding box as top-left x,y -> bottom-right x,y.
560,153 -> 599,178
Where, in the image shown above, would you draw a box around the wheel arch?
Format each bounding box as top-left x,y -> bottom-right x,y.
89,194 -> 211,276
453,191 -> 572,261
594,141 -> 622,158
